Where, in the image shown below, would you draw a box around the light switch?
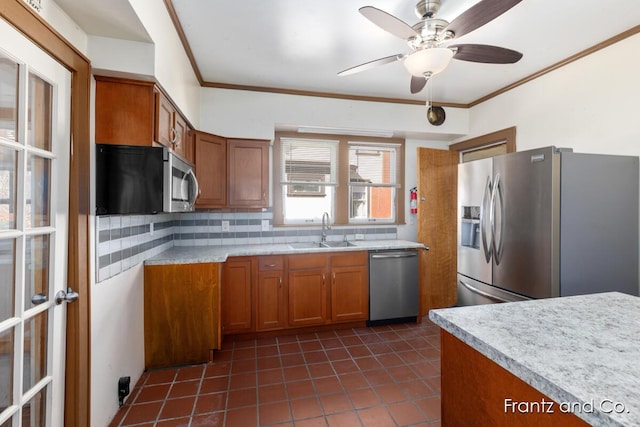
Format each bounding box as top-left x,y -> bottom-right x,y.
261,219 -> 270,231
221,220 -> 230,232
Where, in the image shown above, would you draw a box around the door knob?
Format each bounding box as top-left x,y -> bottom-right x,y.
31,293 -> 48,305
55,287 -> 79,305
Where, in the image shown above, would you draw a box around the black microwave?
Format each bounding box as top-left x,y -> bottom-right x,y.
95,144 -> 199,215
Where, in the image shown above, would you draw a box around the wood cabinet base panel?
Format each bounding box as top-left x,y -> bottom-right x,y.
223,321 -> 367,342
441,331 -> 588,427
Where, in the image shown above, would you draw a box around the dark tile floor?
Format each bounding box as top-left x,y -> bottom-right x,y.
109,318 -> 442,427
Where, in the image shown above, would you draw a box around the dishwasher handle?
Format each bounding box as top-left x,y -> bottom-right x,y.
370,252 -> 418,259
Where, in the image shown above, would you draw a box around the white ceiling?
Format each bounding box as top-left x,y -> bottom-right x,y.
55,0 -> 640,106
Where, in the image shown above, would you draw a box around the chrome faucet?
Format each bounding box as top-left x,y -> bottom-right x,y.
321,211 -> 331,242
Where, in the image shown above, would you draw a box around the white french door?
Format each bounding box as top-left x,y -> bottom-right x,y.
0,16 -> 71,427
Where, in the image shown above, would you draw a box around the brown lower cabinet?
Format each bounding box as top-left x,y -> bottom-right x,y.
143,251 -> 369,369
223,251 -> 369,334
143,263 -> 221,369
221,257 -> 254,334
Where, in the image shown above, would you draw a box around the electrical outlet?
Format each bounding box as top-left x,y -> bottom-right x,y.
221,220 -> 230,232
261,219 -> 270,231
355,233 -> 365,241
149,222 -> 154,236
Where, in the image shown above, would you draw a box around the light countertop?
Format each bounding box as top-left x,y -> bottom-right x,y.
429,292 -> 640,427
144,239 -> 427,265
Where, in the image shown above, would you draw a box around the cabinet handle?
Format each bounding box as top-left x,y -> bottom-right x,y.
322,274 -> 325,285
279,276 -> 282,288
170,127 -> 179,145
265,264 -> 277,267
332,273 -> 336,284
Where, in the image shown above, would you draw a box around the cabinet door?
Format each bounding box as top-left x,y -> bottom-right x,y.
331,265 -> 369,322
227,139 -> 269,207
154,91 -> 174,148
144,263 -> 221,369
173,113 -> 189,159
257,270 -> 286,331
288,269 -> 327,326
194,131 -> 227,208
222,258 -> 253,333
95,77 -> 155,145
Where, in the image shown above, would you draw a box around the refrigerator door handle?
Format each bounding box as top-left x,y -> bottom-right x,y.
480,175 -> 493,263
459,278 -> 512,303
491,174 -> 506,265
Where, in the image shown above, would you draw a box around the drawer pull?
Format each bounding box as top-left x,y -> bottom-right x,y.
265,263 -> 277,267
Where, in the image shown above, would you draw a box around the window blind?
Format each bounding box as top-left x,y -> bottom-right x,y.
280,138 -> 338,185
348,142 -> 399,187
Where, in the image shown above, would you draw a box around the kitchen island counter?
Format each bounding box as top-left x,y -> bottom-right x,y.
429,292 -> 640,426
144,239 -> 426,265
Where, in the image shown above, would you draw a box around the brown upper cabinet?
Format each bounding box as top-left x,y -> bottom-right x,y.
94,75 -> 193,163
194,130 -> 270,209
155,91 -> 190,159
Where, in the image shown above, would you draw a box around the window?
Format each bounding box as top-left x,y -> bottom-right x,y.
274,132 -> 404,225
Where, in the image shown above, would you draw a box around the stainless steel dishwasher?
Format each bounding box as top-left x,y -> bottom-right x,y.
368,249 -> 419,325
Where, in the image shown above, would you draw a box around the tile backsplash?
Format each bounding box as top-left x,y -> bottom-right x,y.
95,210 -> 397,283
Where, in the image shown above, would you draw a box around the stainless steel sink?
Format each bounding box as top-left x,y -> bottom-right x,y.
288,241 -> 357,249
319,241 -> 357,248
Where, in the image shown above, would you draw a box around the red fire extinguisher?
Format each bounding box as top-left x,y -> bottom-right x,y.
410,187 -> 418,214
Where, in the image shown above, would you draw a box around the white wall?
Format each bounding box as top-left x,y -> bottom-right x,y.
199,87 -> 468,141
88,36 -> 155,76
199,88 -> 459,240
129,0 -> 201,126
462,33 -> 640,157
90,264 -> 145,427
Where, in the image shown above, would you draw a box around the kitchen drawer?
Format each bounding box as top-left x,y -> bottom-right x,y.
258,255 -> 284,271
288,253 -> 327,270
330,251 -> 368,267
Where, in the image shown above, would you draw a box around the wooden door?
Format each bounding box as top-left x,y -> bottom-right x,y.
221,258 -> 253,333
194,131 -> 227,208
227,139 -> 269,207
173,113 -> 189,159
330,265 -> 369,322
417,148 -> 459,311
288,269 -> 327,326
144,263 -> 221,369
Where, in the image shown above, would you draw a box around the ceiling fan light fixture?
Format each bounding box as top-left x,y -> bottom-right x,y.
403,47 -> 453,77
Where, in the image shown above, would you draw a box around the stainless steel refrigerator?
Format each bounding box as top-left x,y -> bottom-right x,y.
457,146 -> 639,306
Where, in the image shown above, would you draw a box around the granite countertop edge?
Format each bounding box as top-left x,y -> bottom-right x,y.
144,239 -> 427,265
429,294 -> 636,427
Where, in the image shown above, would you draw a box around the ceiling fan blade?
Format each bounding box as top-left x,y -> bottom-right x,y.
338,54 -> 404,76
451,44 -> 523,64
444,0 -> 522,39
359,6 -> 419,40
410,76 -> 427,94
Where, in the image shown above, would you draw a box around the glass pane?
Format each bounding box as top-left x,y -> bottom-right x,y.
27,73 -> 52,151
0,55 -> 18,142
23,310 -> 47,393
281,138 -> 338,185
283,185 -> 334,223
349,145 -> 396,185
350,186 -> 394,222
0,147 -> 17,230
0,239 -> 15,323
0,328 -> 14,413
26,154 -> 50,228
22,384 -> 46,427
24,235 -> 49,311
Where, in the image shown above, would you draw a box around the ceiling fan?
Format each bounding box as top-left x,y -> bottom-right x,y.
338,0 -> 524,94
